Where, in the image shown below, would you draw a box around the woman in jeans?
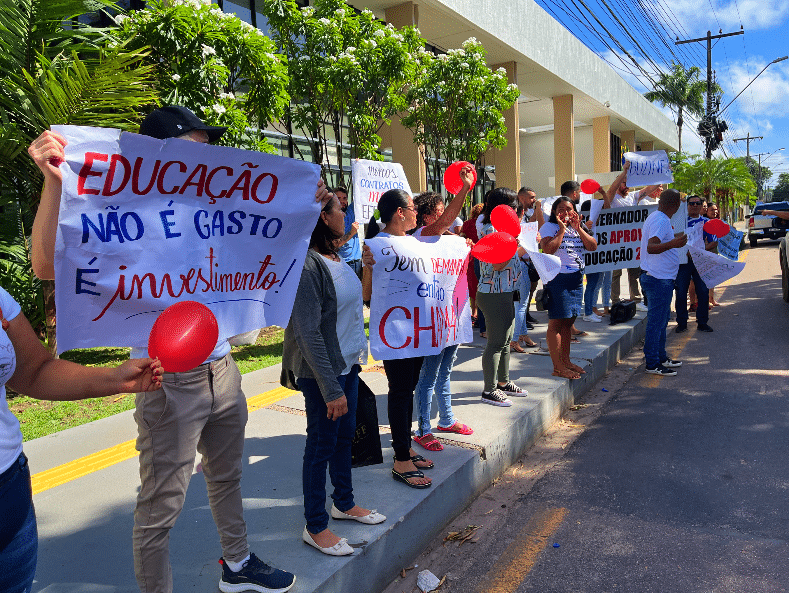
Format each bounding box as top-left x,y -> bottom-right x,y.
539,197 -> 598,379
282,195 -> 384,556
410,182 -> 475,454
0,290 -> 161,593
476,188 -> 529,407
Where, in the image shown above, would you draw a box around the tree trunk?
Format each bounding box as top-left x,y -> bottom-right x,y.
42,279 -> 57,356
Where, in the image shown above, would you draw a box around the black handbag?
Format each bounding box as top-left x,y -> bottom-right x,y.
351,378 -> 383,468
609,300 -> 637,325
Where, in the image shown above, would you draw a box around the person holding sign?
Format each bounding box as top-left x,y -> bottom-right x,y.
27,106 -> 331,593
477,188 -> 529,406
0,290 -> 161,593
281,195 -> 383,556
410,183 -> 475,453
675,196 -> 716,334
539,197 -> 598,379
640,189 -> 687,376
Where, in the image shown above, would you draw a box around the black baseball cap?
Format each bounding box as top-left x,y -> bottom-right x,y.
139,105 -> 226,142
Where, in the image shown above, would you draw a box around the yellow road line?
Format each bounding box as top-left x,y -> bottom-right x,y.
32,383 -> 296,495
477,507 -> 568,593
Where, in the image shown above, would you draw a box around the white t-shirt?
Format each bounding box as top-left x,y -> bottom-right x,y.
475,213 -> 484,238
611,190 -> 642,208
0,287 -> 23,474
541,196 -> 561,214
641,211 -> 680,279
324,258 -> 367,375
539,222 -> 585,273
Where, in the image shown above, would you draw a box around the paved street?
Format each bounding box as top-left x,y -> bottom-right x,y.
385,240 -> 788,593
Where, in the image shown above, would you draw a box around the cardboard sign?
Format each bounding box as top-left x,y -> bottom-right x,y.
352,159 -> 412,224
624,150 -> 674,186
584,204 -> 657,272
366,234 -> 471,360
52,125 -> 321,353
688,245 -> 745,288
717,227 -> 744,261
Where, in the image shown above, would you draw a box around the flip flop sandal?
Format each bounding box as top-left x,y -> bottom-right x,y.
413,433 -> 443,452
572,331 -> 589,337
392,468 -> 431,489
393,455 -> 435,469
570,337 -> 580,343
436,422 -> 474,435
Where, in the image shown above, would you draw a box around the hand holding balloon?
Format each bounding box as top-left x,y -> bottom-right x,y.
148,301 -> 219,373
443,161 -> 477,195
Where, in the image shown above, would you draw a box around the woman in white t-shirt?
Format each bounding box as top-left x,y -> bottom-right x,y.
539,197 -> 598,379
0,287 -> 161,592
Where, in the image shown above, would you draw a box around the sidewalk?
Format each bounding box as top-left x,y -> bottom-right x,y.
26,308 -> 647,593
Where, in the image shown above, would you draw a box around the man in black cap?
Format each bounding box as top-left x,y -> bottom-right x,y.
28,106 -> 330,593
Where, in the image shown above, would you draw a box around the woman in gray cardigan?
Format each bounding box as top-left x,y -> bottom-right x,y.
281,195 -> 383,557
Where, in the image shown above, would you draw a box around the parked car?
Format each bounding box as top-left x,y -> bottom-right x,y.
747,201 -> 789,247
781,235 -> 789,302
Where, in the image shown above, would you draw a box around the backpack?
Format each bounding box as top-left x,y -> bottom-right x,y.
609,300 -> 636,325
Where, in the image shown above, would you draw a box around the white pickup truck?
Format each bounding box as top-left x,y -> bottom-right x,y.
747,201 -> 789,247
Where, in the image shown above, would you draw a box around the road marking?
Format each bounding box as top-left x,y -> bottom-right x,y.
32,355 -> 385,495
642,248 -> 749,388
476,507 -> 568,593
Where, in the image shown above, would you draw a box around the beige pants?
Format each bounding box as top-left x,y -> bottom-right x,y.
611,267 -> 642,304
133,353 -> 248,593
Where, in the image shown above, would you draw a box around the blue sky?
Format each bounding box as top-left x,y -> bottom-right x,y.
540,0 -> 789,188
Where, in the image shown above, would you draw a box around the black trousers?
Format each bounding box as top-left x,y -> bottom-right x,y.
383,357 -> 424,462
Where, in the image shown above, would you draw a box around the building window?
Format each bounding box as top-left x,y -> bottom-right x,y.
610,132 -> 622,172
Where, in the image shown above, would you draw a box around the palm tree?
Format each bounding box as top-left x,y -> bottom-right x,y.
0,0 -> 158,350
644,63 -> 715,154
673,157 -> 755,220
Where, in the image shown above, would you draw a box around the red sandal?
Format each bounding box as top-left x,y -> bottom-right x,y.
413,433 -> 443,451
435,421 -> 474,435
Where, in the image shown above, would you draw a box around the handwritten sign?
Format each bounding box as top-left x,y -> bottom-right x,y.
688,245 -> 745,288
624,150 -> 673,186
717,227 -> 744,261
53,125 -> 321,353
366,234 -> 471,360
352,159 -> 412,224
584,204 -> 657,273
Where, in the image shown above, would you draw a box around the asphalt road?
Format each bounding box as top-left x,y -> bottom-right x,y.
387,240 -> 789,593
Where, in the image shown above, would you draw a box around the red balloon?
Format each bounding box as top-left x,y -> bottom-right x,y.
490,204 -> 521,237
471,232 -> 518,264
148,301 -> 219,373
443,161 -> 477,195
703,218 -> 730,238
580,179 -> 601,194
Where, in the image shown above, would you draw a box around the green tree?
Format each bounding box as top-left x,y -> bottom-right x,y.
742,157 -> 772,200
111,0 -> 290,153
644,63 -> 718,155
673,156 -> 755,220
402,38 -> 520,193
260,0 -> 424,186
773,173 -> 789,202
0,0 -> 158,348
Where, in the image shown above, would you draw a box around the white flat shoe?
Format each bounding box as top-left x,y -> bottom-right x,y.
302,526 -> 354,556
330,504 -> 386,525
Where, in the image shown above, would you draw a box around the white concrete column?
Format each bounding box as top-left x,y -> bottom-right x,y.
593,116 -> 610,173
553,94 -> 575,186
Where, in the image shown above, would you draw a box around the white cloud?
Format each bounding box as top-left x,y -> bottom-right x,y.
719,58 -> 789,118
646,0 -> 789,33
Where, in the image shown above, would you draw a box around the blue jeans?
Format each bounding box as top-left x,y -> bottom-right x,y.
584,272 -> 602,316
415,344 -> 459,436
640,273 -> 674,368
0,454 -> 37,593
298,365 -> 360,534
514,260 -> 531,337
599,270 -> 612,308
675,261 -> 709,326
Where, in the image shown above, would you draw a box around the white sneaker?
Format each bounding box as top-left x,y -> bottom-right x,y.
582,313 -> 602,323
636,303 -> 648,312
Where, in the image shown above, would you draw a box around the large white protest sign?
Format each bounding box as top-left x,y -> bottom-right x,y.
688,245 -> 745,287
366,234 -> 471,360
352,159 -> 412,224
717,227 -> 744,261
53,125 -> 321,353
624,150 -> 674,186
584,204 -> 657,273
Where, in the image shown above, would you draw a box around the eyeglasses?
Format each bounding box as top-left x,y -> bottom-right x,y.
688,201 -> 702,205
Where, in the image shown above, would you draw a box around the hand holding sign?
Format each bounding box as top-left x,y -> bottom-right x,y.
148,301 -> 219,372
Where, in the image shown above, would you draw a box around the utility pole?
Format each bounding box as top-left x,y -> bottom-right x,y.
676,29 -> 744,159
733,133 -> 762,164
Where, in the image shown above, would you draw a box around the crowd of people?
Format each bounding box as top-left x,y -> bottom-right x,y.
3,104 -> 725,593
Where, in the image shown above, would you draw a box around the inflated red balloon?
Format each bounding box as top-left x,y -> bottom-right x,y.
580,179 -> 601,194
490,204 -> 521,237
443,161 -> 477,195
471,231 -> 518,264
148,301 -> 219,373
703,218 -> 730,238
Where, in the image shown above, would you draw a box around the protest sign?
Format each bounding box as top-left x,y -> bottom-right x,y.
366,234 -> 471,360
518,221 -> 561,282
624,150 -> 674,186
584,204 -> 657,273
352,159 -> 413,224
688,245 -> 745,287
52,125 -> 321,353
717,227 -> 744,261
519,221 -> 539,252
